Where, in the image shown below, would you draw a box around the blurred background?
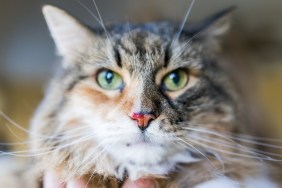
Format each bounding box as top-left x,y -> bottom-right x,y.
0,0 -> 281,153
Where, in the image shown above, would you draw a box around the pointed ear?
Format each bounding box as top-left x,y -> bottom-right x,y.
203,6 -> 235,37
42,5 -> 93,59
189,6 -> 235,39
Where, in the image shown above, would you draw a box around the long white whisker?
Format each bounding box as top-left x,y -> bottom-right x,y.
175,136 -> 224,175
1,133 -> 96,157
68,140 -> 116,181
176,0 -> 196,40
182,126 -> 282,149
92,0 -> 113,44
0,111 -> 33,137
73,139 -> 109,175
182,126 -> 282,160
75,0 -> 101,24
190,135 -> 274,160
4,122 -> 25,142
186,138 -> 282,162
0,111 -> 84,140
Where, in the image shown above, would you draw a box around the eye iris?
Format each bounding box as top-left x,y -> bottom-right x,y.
163,69 -> 188,91
97,69 -> 123,90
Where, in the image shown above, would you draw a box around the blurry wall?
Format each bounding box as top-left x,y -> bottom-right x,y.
0,0 -> 282,151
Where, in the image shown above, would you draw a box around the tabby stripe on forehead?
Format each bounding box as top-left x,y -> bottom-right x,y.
117,39 -> 133,56
164,44 -> 172,67
114,48 -> 122,67
133,32 -> 147,62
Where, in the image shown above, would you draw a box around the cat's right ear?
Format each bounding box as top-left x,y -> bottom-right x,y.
42,5 -> 94,61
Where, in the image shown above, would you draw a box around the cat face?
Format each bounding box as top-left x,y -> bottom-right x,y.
31,5 -> 238,180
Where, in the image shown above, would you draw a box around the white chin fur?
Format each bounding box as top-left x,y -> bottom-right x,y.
114,148 -> 200,180
92,119 -> 200,180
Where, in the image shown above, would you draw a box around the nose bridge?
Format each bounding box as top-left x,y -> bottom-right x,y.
128,79 -> 161,130
139,80 -> 161,115
126,79 -> 159,114
140,93 -> 157,114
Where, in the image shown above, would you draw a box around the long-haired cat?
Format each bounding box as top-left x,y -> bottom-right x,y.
3,3 -> 281,188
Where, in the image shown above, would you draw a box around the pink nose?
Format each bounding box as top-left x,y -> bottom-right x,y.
131,113 -> 156,130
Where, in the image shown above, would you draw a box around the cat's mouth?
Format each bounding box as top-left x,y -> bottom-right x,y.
126,132 -> 157,147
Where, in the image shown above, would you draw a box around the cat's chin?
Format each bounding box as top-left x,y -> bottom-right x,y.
106,141 -> 200,180
115,151 -> 200,180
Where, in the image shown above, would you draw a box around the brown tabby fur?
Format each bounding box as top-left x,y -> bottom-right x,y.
23,5 -> 281,188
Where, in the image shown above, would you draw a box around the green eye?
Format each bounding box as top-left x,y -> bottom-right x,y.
162,69 -> 188,91
97,69 -> 124,90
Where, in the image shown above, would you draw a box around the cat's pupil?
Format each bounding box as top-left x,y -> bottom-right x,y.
169,72 -> 180,85
105,71 -> 114,84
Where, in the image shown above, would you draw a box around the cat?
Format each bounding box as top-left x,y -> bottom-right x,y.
6,3 -> 280,188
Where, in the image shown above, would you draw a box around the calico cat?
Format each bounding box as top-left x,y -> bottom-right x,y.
26,4 -> 281,188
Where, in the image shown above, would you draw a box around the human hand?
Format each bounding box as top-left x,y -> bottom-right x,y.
43,171 -> 88,188
43,171 -> 155,188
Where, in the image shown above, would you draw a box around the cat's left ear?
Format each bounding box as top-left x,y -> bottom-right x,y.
188,6 -> 235,42
42,5 -> 94,60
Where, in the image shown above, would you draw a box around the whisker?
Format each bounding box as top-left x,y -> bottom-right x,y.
0,133 -> 96,157
229,134 -> 282,143
91,0 -> 113,44
75,0 -> 101,24
181,126 -> 282,160
4,122 -> 25,142
73,139 -> 109,175
74,0 -> 113,48
190,135 -> 277,160
174,136 -> 225,175
181,126 -> 282,149
186,138 -> 282,162
175,0 -> 196,40
0,111 -> 80,140
0,111 -> 33,137
67,140 -> 117,181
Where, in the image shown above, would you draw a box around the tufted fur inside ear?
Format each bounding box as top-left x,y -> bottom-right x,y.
42,5 -> 94,60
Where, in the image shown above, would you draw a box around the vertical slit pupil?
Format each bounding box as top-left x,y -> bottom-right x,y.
170,72 -> 180,85
105,71 -> 114,84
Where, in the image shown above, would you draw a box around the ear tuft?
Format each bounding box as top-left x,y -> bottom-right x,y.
42,5 -> 93,59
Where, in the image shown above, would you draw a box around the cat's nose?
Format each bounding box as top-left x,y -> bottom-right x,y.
130,113 -> 156,130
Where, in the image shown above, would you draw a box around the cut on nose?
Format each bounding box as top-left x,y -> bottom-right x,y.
131,113 -> 156,130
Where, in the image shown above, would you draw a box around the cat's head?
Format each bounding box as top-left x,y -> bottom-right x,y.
31,5 -> 240,180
